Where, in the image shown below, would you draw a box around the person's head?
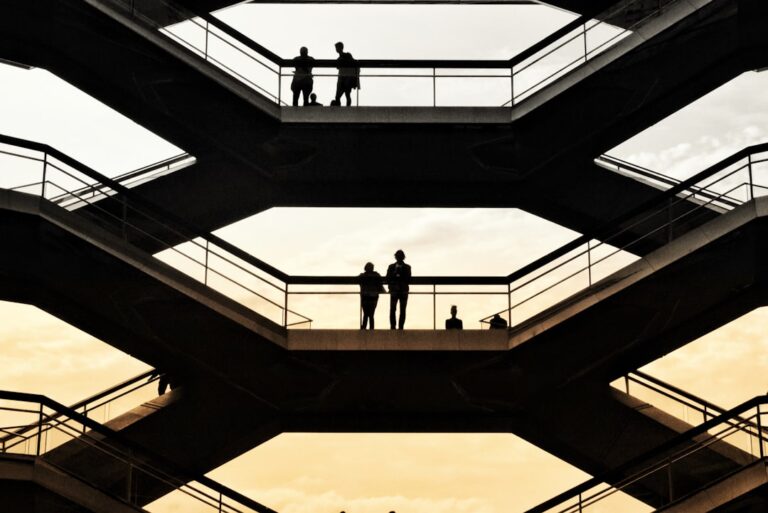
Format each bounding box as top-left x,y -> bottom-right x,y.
450,305 -> 458,317
335,41 -> 344,54
300,46 -> 308,56
394,249 -> 405,262
364,262 -> 374,272
310,93 -> 317,102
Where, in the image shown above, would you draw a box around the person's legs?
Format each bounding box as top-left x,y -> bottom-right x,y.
292,87 -> 300,107
369,297 -> 378,329
398,293 -> 408,329
389,294 -> 398,329
335,79 -> 344,104
301,80 -> 312,106
344,89 -> 352,106
158,374 -> 169,395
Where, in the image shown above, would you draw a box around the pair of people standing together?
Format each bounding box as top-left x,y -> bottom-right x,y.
290,42 -> 361,107
359,250 -> 411,330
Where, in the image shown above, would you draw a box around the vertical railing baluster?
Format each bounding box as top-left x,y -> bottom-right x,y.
507,283 -> 512,326
748,154 -> 754,200
583,23 -> 588,62
283,284 -> 288,327
587,241 -> 592,286
624,375 -> 630,394
41,153 -> 48,199
204,240 -> 209,286
432,68 -> 437,107
36,404 -> 43,456
219,492 -> 223,513
757,404 -> 764,459
432,284 -> 436,329
277,67 -> 282,105
204,21 -> 209,60
509,67 -> 515,106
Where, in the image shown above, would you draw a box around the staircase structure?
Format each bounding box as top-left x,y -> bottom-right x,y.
2,0 -> 767,510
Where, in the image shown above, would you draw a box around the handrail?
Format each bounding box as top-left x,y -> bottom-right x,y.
0,389 -> 278,513
0,370 -> 157,445
193,5 -> 598,69
103,0 -> 678,106
525,396 -> 768,513
3,132 -> 768,329
625,370 -> 728,419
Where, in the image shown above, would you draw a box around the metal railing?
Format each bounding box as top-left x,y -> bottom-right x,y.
95,0 -> 682,107
477,144 -> 768,327
0,390 -> 277,512
0,133 -> 312,328
0,370 -> 159,451
50,152 -> 195,210
3,134 -> 768,331
526,396 -> 768,513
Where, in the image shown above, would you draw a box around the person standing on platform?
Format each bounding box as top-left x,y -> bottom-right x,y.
291,46 -> 315,106
358,262 -> 384,329
333,41 -> 360,106
386,249 -> 411,329
445,305 -> 463,329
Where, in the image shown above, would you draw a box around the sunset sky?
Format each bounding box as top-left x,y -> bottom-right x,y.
1,2 -> 767,512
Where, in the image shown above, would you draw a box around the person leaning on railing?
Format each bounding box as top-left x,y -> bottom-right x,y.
291,46 -> 315,106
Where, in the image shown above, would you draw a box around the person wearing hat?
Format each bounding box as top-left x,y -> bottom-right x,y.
385,249 -> 412,329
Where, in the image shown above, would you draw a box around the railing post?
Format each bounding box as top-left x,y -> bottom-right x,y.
41,153 -> 48,198
204,240 -> 209,286
432,284 -> 437,329
582,22 -> 588,62
218,492 -> 223,513
509,67 -> 515,106
624,374 -> 630,394
36,404 -> 43,456
204,21 -> 209,60
578,492 -> 583,512
432,67 -> 436,107
277,67 -> 282,105
283,284 -> 288,327
748,154 -> 754,200
586,240 -> 592,286
757,404 -> 764,459
507,283 -> 512,326
82,405 -> 88,434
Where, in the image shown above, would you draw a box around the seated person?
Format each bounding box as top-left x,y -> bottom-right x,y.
445,305 -> 463,329
307,93 -> 322,106
489,313 -> 508,329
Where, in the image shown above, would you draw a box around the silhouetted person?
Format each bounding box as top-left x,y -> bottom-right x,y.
148,370 -> 178,395
386,249 -> 411,329
445,305 -> 463,329
333,41 -> 360,106
307,93 -> 323,106
359,262 -> 384,329
489,313 -> 508,329
291,46 -> 315,106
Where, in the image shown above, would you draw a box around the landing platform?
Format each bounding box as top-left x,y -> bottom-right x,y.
286,329 -> 509,350
281,106 -> 512,124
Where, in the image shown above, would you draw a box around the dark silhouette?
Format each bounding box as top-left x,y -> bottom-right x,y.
489,313 -> 508,329
445,305 -> 463,330
386,249 -> 411,329
333,41 -> 360,106
291,46 -> 315,106
359,262 -> 384,329
148,370 -> 178,395
307,93 -> 323,106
